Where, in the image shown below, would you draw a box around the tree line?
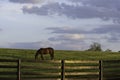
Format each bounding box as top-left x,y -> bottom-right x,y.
87,42 -> 119,52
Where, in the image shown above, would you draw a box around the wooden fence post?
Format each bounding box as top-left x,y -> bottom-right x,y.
61,60 -> 65,80
17,59 -> 21,80
99,60 -> 103,80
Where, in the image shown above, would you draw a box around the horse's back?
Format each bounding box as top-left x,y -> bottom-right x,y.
47,47 -> 54,50
47,47 -> 54,53
39,47 -> 54,54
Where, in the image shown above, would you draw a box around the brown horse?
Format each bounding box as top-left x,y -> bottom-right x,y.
35,47 -> 54,60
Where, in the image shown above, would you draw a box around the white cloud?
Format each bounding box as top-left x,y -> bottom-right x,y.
63,34 -> 85,40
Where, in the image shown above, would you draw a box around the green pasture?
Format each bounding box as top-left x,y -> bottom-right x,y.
0,48 -> 120,80
0,48 -> 120,60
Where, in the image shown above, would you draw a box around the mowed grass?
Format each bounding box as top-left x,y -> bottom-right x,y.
0,48 -> 120,60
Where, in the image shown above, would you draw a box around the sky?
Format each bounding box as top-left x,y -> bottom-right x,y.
0,0 -> 120,51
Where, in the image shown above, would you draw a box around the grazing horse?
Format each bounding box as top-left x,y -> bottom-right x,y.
35,47 -> 54,60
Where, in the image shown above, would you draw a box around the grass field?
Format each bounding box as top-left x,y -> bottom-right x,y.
0,48 -> 120,60
0,48 -> 120,80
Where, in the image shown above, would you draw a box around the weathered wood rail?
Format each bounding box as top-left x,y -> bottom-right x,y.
0,59 -> 120,80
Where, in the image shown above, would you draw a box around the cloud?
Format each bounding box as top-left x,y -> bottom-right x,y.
46,27 -> 89,34
80,0 -> 120,9
106,33 -> 120,42
9,0 -> 44,4
47,24 -> 120,34
91,24 -> 120,42
69,0 -> 83,3
47,26 -> 86,50
72,0 -> 120,22
22,6 -> 49,15
1,24 -> 119,51
4,41 -> 85,50
22,0 -> 120,23
9,41 -> 54,49
91,24 -> 120,34
47,24 -> 120,47
70,0 -> 120,10
49,34 -> 84,41
53,41 -> 85,50
22,2 -> 102,19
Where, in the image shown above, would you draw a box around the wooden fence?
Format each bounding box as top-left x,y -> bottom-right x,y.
0,59 -> 120,80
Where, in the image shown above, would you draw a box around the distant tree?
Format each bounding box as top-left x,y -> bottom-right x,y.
105,49 -> 112,52
87,42 -> 102,51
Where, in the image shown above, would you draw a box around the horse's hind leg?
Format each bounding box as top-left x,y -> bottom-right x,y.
50,53 -> 54,60
41,54 -> 44,60
50,49 -> 54,60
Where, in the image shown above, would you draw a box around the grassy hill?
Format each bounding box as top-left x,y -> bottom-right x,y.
0,48 -> 120,60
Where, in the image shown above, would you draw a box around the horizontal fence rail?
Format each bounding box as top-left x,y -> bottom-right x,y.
0,59 -> 120,80
0,59 -> 19,80
103,60 -> 120,80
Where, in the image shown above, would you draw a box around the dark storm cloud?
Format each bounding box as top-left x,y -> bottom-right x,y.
9,0 -> 40,4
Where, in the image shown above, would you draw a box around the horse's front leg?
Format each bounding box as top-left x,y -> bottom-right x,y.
50,54 -> 54,60
41,54 -> 44,60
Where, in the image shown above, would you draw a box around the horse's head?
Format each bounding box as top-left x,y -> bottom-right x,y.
35,49 -> 41,60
